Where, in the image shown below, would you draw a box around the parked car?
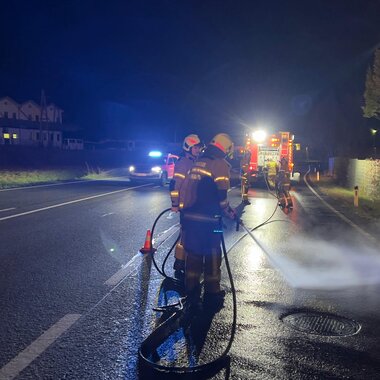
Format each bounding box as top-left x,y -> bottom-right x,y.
128,151 -> 179,186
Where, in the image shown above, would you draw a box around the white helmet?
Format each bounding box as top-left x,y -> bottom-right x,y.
183,134 -> 201,152
210,133 -> 234,157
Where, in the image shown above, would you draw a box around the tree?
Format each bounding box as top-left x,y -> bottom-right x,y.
363,48 -> 380,119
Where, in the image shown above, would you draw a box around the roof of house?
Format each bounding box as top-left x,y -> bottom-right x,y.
21,100 -> 41,109
0,96 -> 20,105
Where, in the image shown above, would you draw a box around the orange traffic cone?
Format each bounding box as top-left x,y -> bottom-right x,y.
140,230 -> 156,254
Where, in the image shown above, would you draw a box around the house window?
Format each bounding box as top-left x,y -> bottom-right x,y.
57,134 -> 60,142
50,133 -> 54,141
44,133 -> 47,141
13,113 -> 16,119
3,133 -> 10,139
36,132 -> 40,140
4,112 -> 8,118
12,133 -> 18,139
35,115 -> 39,121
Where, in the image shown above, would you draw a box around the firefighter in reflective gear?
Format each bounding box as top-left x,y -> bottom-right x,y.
169,134 -> 202,276
180,133 -> 236,308
276,157 -> 293,208
240,149 -> 251,205
265,159 -> 277,189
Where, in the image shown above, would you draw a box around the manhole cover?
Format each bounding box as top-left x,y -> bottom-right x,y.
281,312 -> 361,337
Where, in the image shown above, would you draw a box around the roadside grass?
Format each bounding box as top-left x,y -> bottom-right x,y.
82,167 -> 109,180
0,169 -> 86,189
313,175 -> 380,220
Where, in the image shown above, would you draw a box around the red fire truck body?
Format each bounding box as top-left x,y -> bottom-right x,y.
245,131 -> 293,184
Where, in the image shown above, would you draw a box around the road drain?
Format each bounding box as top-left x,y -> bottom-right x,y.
281,312 -> 361,337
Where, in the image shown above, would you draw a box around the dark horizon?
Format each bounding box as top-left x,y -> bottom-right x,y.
1,0 -> 379,155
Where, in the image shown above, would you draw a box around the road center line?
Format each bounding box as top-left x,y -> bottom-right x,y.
0,184 -> 150,222
0,207 -> 16,213
304,172 -> 377,243
0,314 -> 81,380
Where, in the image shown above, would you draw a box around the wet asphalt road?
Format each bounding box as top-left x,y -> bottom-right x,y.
0,178 -> 379,379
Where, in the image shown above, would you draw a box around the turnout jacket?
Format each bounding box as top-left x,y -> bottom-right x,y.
181,146 -> 231,216
170,155 -> 196,209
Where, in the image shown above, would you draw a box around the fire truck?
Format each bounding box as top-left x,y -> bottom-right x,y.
244,130 -> 294,186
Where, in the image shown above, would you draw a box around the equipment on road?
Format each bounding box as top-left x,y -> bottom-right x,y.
138,207 -> 237,375
138,190 -> 282,375
139,229 -> 156,255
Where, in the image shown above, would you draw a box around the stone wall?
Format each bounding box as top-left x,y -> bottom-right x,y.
329,157 -> 380,200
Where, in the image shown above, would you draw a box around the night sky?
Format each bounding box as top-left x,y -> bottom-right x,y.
1,1 -> 379,155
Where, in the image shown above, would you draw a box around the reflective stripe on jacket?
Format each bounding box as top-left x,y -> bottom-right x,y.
181,155 -> 231,215
170,155 -> 195,208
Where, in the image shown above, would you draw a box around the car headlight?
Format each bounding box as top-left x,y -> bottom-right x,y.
129,166 -> 135,172
151,166 -> 162,173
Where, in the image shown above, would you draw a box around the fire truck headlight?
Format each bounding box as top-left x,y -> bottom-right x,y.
252,130 -> 267,143
151,166 -> 162,173
129,166 -> 135,173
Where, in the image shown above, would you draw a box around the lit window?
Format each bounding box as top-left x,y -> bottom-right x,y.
13,133 -> 18,139
3,133 -> 10,139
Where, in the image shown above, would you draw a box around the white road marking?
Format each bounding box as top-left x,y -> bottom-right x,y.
105,253 -> 142,286
0,179 -> 93,192
105,223 -> 180,286
101,212 -> 115,217
304,172 -> 377,243
0,184 -> 150,222
0,208 -> 16,213
0,314 -> 81,380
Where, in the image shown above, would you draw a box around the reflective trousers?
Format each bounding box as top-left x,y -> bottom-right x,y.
241,170 -> 249,201
174,228 -> 186,261
276,178 -> 292,206
185,247 -> 222,295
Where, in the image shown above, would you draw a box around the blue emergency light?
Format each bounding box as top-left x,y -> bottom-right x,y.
148,151 -> 162,157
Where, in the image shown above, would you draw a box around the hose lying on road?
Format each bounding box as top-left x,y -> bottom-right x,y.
140,186 -> 284,375
139,208 -> 237,375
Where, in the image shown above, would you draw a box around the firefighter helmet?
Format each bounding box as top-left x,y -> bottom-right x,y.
210,133 -> 234,157
183,134 -> 201,152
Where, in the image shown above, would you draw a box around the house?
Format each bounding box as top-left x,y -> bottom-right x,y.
0,96 -> 64,147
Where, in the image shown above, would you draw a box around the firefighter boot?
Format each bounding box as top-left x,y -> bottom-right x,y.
203,290 -> 226,313
286,196 -> 293,209
278,193 -> 286,208
242,194 -> 251,205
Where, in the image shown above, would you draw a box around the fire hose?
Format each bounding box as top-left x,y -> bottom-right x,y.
138,196 -> 281,375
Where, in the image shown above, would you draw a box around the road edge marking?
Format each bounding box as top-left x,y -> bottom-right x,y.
0,314 -> 81,380
0,184 -> 150,222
